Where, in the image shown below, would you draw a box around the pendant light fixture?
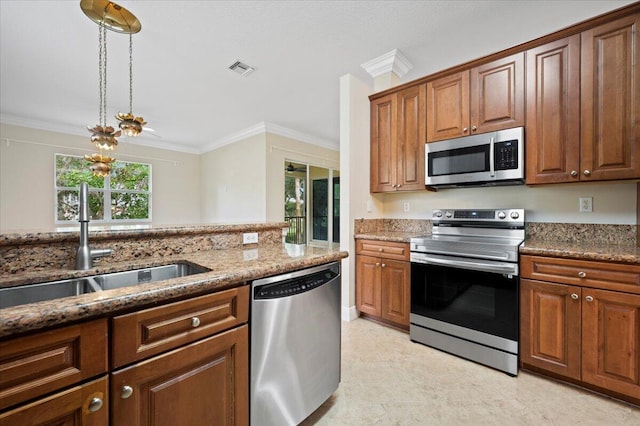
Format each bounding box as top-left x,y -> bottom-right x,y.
80,0 -> 141,176
116,33 -> 147,137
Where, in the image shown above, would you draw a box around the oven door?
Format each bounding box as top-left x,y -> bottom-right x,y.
410,253 -> 519,342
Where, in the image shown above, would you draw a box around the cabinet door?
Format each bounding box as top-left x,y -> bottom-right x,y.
356,255 -> 382,316
0,376 -> 108,426
397,84 -> 426,191
111,325 -> 249,426
426,70 -> 470,142
582,289 -> 640,404
380,259 -> 410,329
581,13 -> 640,181
470,52 -> 525,134
371,93 -> 397,192
520,279 -> 582,380
525,35 -> 581,184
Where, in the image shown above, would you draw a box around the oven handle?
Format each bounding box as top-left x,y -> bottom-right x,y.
411,253 -> 518,276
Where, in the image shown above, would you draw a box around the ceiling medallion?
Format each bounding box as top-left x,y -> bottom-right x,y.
80,0 -> 141,34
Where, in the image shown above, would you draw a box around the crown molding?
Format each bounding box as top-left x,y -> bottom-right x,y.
361,48 -> 413,79
201,121 -> 339,153
0,114 -> 201,154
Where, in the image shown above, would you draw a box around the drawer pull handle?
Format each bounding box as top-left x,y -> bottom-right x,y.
585,295 -> 594,302
88,397 -> 103,413
571,293 -> 579,300
191,317 -> 201,328
578,271 -> 586,278
121,385 -> 134,399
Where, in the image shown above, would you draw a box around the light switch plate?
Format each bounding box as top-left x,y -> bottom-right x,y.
243,232 -> 259,244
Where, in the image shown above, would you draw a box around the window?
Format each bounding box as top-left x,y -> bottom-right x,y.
55,154 -> 151,224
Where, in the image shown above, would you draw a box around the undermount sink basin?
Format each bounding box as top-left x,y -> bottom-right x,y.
0,263 -> 210,309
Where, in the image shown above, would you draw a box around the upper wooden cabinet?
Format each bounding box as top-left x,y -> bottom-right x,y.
527,13 -> 640,184
581,13 -> 640,181
371,84 -> 425,192
426,53 -> 524,142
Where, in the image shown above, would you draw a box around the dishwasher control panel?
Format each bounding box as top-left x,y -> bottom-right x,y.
254,269 -> 338,299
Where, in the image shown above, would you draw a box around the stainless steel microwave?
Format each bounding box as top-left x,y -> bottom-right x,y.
425,127 -> 524,188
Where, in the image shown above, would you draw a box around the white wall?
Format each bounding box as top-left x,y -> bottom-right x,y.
200,133 -> 267,223
0,123 -> 201,232
340,73 -> 376,321
382,182 -> 637,224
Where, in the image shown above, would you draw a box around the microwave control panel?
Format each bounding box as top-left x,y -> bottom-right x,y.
494,140 -> 518,170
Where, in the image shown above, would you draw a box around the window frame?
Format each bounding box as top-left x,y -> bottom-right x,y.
54,153 -> 152,226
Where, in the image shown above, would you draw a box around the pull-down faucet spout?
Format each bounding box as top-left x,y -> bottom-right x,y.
75,182 -> 112,270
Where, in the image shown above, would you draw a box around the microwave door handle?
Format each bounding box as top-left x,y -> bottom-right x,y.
416,253 -> 518,275
489,136 -> 495,177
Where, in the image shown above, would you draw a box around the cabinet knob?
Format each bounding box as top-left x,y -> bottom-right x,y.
191,317 -> 201,328
397,184 -> 401,188
381,263 -> 386,268
121,385 -> 134,399
585,295 -> 594,302
571,293 -> 579,300
570,170 -> 578,177
391,184 -> 396,188
379,248 -> 383,252
88,397 -> 103,413
471,125 -> 477,132
578,271 -> 586,278
462,127 -> 468,133
376,262 -> 380,267
583,170 -> 591,176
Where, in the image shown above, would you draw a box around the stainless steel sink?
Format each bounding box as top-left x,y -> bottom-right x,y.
0,263 -> 209,309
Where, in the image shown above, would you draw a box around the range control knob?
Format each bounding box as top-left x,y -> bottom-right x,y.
510,211 -> 520,219
497,211 -> 507,219
445,211 -> 453,218
434,210 -> 443,218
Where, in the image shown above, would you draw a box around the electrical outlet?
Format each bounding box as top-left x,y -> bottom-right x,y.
243,232 -> 259,244
579,197 -> 593,213
403,202 -> 410,213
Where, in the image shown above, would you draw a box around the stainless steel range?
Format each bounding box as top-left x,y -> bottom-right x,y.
409,209 -> 525,375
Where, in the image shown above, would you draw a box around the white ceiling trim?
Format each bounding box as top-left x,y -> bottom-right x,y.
0,113 -> 201,155
361,48 -> 413,79
201,121 -> 339,154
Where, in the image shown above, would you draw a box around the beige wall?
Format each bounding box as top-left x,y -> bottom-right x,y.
0,123 -> 201,232
200,133 -> 267,223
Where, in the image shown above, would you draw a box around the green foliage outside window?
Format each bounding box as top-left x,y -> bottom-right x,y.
55,154 -> 151,222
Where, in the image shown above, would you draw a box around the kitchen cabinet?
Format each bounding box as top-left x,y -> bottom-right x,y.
0,376 -> 108,426
426,52 -> 524,142
356,240 -> 410,329
370,84 -> 426,192
520,255 -> 640,405
527,13 -> 640,184
0,319 -> 108,411
110,285 -> 249,425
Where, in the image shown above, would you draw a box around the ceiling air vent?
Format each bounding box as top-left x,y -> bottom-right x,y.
228,60 -> 255,77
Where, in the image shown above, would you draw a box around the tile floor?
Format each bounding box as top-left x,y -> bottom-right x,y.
301,318 -> 639,425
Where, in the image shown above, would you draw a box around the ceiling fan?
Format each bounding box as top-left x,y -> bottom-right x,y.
286,162 -> 306,173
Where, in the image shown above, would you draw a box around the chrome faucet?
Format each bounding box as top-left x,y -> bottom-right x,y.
75,182 -> 112,270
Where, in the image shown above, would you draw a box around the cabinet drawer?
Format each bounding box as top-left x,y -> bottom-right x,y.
0,319 -> 108,411
112,285 -> 249,368
356,240 -> 410,261
0,375 -> 108,426
521,255 -> 640,293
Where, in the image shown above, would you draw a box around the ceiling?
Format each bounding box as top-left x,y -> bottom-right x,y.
0,1 -> 633,154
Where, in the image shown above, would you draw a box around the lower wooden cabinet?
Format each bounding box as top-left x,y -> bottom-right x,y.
356,240 -> 410,330
111,325 -> 248,426
0,376 -> 108,426
520,255 -> 640,405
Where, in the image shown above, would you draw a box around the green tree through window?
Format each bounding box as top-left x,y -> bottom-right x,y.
55,154 -> 151,223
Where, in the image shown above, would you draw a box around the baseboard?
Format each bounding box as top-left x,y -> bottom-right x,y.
342,305 -> 358,322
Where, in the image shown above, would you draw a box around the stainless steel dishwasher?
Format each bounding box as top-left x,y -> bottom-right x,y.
250,262 -> 341,426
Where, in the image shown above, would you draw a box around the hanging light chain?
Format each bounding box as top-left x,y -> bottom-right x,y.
129,33 -> 133,114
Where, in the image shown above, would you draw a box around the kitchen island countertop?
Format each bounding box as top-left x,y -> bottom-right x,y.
354,231 -> 427,243
0,244 -> 348,338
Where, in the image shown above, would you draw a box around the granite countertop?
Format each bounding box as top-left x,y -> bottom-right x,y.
520,240 -> 640,264
0,244 -> 348,338
354,231 -> 427,243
